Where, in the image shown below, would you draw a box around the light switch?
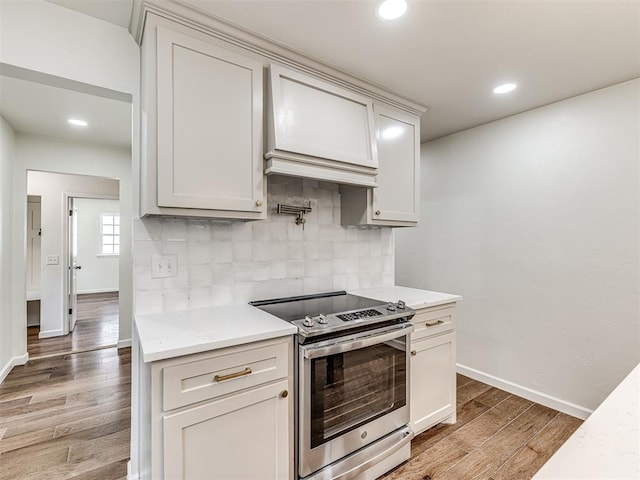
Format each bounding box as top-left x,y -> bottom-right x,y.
151,254 -> 177,278
46,255 -> 59,265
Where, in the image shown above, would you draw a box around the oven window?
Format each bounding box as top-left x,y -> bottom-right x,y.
309,340 -> 407,448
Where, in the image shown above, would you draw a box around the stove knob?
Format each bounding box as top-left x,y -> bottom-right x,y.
318,314 -> 328,324
303,316 -> 314,327
397,300 -> 406,310
386,302 -> 396,312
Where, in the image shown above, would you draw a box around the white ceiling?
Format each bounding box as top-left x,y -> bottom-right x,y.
0,75 -> 132,148
35,0 -> 640,142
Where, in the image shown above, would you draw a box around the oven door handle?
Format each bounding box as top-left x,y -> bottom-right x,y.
301,324 -> 413,359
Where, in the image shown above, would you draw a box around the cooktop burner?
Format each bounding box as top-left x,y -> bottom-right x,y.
250,291 -> 414,339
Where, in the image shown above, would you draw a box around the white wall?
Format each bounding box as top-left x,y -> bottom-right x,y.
0,0 -> 138,354
27,171 -> 119,337
15,134 -> 133,344
75,198 -> 120,294
0,117 -> 23,382
396,79 -> 639,414
0,0 -> 138,95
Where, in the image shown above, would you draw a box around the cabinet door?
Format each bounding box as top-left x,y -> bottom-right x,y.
163,380 -> 291,480
269,64 -> 377,169
156,26 -> 264,213
411,331 -> 456,435
371,103 -> 420,223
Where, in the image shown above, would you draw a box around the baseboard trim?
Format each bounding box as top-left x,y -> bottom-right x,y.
77,288 -> 119,295
38,328 -> 65,339
457,363 -> 593,420
0,352 -> 29,384
127,460 -> 139,480
118,338 -> 132,348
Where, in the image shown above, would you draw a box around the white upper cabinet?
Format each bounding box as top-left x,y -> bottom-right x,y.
266,64 -> 379,187
141,17 -> 266,219
341,103 -> 420,226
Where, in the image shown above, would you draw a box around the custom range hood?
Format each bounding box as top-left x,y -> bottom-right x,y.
265,64 -> 379,187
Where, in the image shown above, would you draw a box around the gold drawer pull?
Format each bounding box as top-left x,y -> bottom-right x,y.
425,320 -> 445,328
214,367 -> 252,382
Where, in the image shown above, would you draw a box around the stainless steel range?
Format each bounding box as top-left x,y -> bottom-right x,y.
251,291 -> 415,480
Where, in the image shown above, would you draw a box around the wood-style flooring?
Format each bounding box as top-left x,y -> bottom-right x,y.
0,347 -> 131,480
0,350 -> 582,480
381,375 -> 583,480
27,293 -> 119,359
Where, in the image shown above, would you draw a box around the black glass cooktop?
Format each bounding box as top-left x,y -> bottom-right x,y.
250,291 -> 382,323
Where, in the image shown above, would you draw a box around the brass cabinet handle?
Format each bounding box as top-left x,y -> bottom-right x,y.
214,367 -> 252,382
425,320 -> 445,328
280,390 -> 288,398
375,210 -> 381,215
410,350 -> 417,356
256,200 -> 263,207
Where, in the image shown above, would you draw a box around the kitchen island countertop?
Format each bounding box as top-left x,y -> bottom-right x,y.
350,285 -> 461,309
135,304 -> 297,362
533,363 -> 640,479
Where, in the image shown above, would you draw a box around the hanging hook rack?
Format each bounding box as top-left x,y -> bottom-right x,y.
277,202 -> 312,227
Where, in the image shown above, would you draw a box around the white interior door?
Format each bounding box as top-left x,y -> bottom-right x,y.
68,198 -> 79,332
26,198 -> 42,300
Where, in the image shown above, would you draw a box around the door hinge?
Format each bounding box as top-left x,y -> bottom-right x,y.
69,308 -> 73,315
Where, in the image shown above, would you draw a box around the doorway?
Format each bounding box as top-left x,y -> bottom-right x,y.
26,171 -> 120,359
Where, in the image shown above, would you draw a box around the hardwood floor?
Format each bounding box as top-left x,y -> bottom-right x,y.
0,348 -> 581,480
0,347 -> 131,480
27,293 -> 119,359
381,375 -> 583,480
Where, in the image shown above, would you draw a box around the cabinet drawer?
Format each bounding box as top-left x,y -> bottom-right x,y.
411,306 -> 455,340
162,340 -> 289,411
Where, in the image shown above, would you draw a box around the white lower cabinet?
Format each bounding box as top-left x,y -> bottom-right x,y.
163,379 -> 290,480
137,336 -> 293,480
409,305 -> 457,435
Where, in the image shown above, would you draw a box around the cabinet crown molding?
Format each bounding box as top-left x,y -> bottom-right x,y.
130,0 -> 427,117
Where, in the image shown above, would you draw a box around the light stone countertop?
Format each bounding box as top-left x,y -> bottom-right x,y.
350,285 -> 461,310
135,285 -> 460,363
135,304 -> 297,362
533,363 -> 640,480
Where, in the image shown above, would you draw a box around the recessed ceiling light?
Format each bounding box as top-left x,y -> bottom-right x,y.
67,118 -> 88,127
376,0 -> 408,20
493,83 -> 517,94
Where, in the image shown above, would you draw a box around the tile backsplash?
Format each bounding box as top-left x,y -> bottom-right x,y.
133,176 -> 394,314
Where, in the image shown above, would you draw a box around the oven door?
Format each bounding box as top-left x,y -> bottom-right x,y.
298,322 -> 413,478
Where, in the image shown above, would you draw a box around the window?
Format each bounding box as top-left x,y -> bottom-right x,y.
100,213 -> 120,255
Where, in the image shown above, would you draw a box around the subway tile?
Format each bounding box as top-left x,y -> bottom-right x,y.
187,219 -> 211,242
211,284 -> 234,306
304,259 -> 319,277
135,290 -> 163,314
188,287 -> 213,308
163,289 -> 189,311
211,242 -> 233,263
162,218 -> 188,241
212,263 -> 233,284
163,241 -> 188,264
187,241 -> 211,264
287,241 -> 305,260
189,264 -> 213,287
211,224 -> 232,242
233,241 -> 252,262
132,175 -> 396,314
232,222 -> 252,242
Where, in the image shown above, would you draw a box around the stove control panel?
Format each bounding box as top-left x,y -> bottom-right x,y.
292,301 -> 415,338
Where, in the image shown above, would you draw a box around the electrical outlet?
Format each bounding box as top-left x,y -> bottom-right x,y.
151,254 -> 177,278
46,255 -> 59,265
